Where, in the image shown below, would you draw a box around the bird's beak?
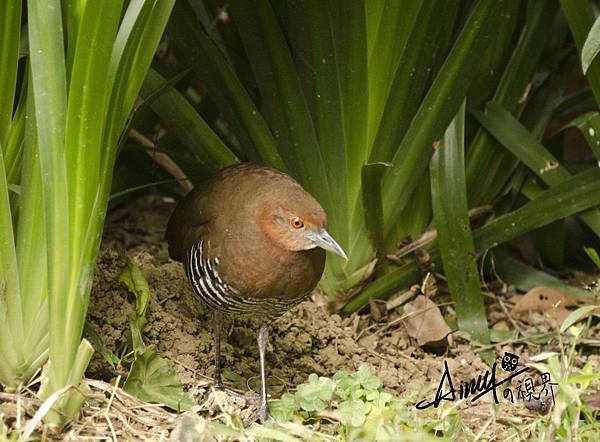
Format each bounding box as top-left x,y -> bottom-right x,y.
308,229 -> 348,260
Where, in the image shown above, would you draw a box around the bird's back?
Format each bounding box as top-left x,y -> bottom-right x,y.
166,164 -> 304,261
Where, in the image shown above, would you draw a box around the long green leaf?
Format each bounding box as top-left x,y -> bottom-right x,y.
474,168 -> 600,249
49,3 -> 127,416
0,141 -> 20,385
287,0 -> 348,248
361,163 -> 389,271
90,0 -> 175,335
17,82 -> 48,374
475,101 -> 600,239
0,0 -> 21,146
345,168 -> 600,312
366,0 -> 422,149
431,103 -> 488,343
360,0 -> 456,254
140,69 -> 239,170
63,0 -> 85,76
382,0 -> 502,244
560,0 -> 600,105
93,0 -> 175,260
28,0 -> 70,393
167,1 -> 285,170
330,0 -> 369,226
466,1 -> 557,206
3,78 -> 26,186
581,15 -> 600,74
65,0 -> 123,271
492,248 -> 591,299
229,0 -> 333,214
369,0 -> 453,164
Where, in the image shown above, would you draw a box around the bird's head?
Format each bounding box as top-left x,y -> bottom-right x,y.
258,194 -> 347,260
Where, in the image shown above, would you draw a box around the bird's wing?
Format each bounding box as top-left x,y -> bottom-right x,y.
165,186 -> 211,262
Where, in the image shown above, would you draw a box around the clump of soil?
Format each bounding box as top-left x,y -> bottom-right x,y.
83,192 -> 599,440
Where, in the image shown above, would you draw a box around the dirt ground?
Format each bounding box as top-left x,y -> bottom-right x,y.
75,192 -> 598,440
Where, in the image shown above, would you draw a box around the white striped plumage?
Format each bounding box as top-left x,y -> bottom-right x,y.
185,241 -> 301,317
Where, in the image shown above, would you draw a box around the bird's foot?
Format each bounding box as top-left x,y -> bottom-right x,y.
244,400 -> 272,426
257,401 -> 272,423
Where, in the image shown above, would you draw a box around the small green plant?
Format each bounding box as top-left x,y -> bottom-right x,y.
526,307 -> 600,440
118,256 -> 193,411
269,365 -> 433,441
167,365 -> 452,441
584,247 -> 600,269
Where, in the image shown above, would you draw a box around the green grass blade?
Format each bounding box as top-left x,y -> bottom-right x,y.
474,168 -> 600,249
90,0 -> 175,262
366,0 -> 422,148
65,0 -> 123,279
0,0 -> 21,146
430,102 -> 489,343
103,0 -> 174,160
560,0 -> 600,105
167,1 -> 285,170
27,0 -> 70,392
369,0 -> 454,164
365,0 -> 385,58
140,69 -> 239,170
89,0 -> 176,266
345,168 -> 600,312
92,0 -> 175,312
398,173 -> 432,240
475,102 -> 572,184
475,101 -> 600,238
229,0 -> 332,213
382,0 -> 502,244
17,83 -> 48,365
3,78 -> 26,186
329,0 -> 371,283
491,248 -> 591,299
28,0 -> 174,421
287,0 -> 348,248
581,15 -> 600,74
361,163 -> 389,271
0,137 -> 21,383
330,0 -> 368,218
467,0 -> 521,109
465,1 -> 557,205
63,0 -> 85,76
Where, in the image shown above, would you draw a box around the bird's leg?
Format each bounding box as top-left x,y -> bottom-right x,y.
257,322 -> 270,422
212,310 -> 256,402
213,310 -> 224,390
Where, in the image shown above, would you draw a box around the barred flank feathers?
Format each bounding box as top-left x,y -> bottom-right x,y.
186,242 -> 302,317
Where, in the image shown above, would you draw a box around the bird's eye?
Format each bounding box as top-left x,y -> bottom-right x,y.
290,217 -> 304,229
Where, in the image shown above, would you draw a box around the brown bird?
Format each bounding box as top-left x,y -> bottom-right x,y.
166,163 -> 346,421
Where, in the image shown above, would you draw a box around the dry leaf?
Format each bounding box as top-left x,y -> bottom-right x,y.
385,289 -> 417,311
511,287 -> 591,325
402,295 -> 451,347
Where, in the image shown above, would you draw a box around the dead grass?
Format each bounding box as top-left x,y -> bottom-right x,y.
1,377 -> 178,441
